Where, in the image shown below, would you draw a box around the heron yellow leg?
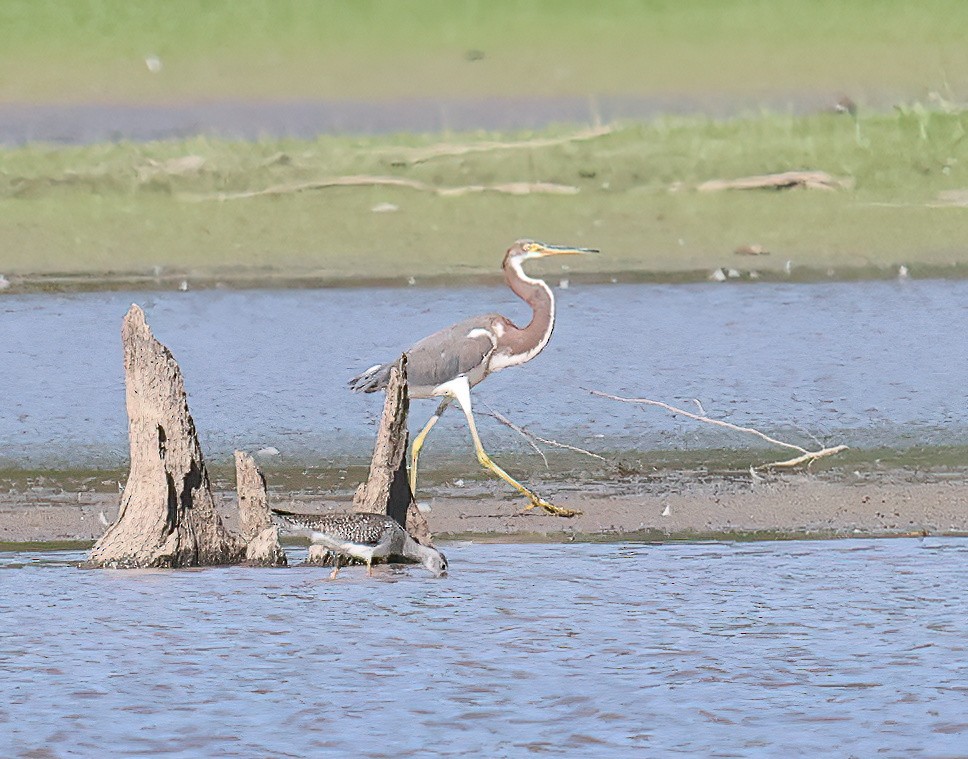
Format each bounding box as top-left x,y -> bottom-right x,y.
410,399 -> 451,494
442,377 -> 580,518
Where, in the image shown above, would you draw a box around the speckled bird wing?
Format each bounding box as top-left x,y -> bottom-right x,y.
404,314 -> 502,392
274,511 -> 396,546
315,518 -> 397,561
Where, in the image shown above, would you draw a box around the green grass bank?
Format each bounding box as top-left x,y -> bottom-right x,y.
1,0 -> 967,104
3,1 -> 968,288
2,107 -> 967,290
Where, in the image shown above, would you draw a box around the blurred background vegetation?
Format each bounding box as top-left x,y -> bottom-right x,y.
2,0 -> 967,102
0,1 -> 966,289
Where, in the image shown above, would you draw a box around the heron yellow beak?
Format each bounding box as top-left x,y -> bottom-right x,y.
534,243 -> 599,257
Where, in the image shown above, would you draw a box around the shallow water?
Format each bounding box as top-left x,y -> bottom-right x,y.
2,279 -> 967,468
2,538 -> 967,756
0,94 -> 834,145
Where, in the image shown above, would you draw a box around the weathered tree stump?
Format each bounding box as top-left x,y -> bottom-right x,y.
235,450 -> 287,567
87,305 -> 244,568
352,355 -> 431,545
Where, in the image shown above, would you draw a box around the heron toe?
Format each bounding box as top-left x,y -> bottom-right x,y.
527,496 -> 581,518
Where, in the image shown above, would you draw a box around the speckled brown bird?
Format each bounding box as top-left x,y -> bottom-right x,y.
271,509 -> 447,578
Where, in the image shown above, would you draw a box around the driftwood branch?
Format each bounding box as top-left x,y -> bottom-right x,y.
590,390 -> 847,469
481,408 -> 548,466
185,176 -> 579,202
698,170 -> 854,192
481,405 -> 607,465
377,125 -> 615,165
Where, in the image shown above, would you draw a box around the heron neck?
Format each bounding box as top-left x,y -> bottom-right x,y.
504,257 -> 555,353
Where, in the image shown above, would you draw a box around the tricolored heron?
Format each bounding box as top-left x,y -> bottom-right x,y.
272,508 -> 447,578
349,239 -> 597,517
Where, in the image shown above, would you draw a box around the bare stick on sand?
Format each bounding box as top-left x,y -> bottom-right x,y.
590,390 -> 847,469
481,404 -> 607,467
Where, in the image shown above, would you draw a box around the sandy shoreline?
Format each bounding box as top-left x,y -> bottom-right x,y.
3,474 -> 966,549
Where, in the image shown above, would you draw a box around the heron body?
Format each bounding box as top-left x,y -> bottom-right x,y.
349,313 -> 508,397
349,239 -> 597,517
272,508 -> 447,578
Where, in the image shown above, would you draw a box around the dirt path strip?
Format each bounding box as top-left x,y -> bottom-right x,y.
184,176 -> 580,202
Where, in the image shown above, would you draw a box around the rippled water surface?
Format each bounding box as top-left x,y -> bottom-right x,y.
2,279 -> 967,467
2,538 -> 967,756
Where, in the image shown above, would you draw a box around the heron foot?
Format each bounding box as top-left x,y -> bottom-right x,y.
525,496 -> 582,518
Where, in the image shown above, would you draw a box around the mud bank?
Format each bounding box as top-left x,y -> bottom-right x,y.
3,474 -> 966,548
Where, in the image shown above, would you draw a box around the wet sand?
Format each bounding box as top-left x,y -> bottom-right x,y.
3,474 -> 966,548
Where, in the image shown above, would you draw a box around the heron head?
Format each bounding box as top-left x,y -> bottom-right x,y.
507,239 -> 599,263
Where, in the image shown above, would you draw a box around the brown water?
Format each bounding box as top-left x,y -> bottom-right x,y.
2,280 -> 966,471
2,538 -> 967,756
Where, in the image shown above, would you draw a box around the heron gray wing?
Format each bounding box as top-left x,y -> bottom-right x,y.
404,314 -> 501,393
348,361 -> 394,393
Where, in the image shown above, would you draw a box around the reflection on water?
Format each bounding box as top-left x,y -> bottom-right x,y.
2,538 -> 967,756
2,279 -> 967,467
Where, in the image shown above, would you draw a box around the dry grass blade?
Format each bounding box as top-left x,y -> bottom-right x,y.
379,125 -> 615,165
935,189 -> 968,207
136,155 -> 206,182
437,181 -> 579,197
184,176 -> 579,201
184,175 -> 433,200
697,170 -> 854,192
590,389 -> 847,469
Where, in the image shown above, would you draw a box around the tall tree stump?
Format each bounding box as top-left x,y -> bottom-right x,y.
352,356 -> 431,545
236,450 -> 287,566
87,305 -> 244,568
309,357 -> 430,565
